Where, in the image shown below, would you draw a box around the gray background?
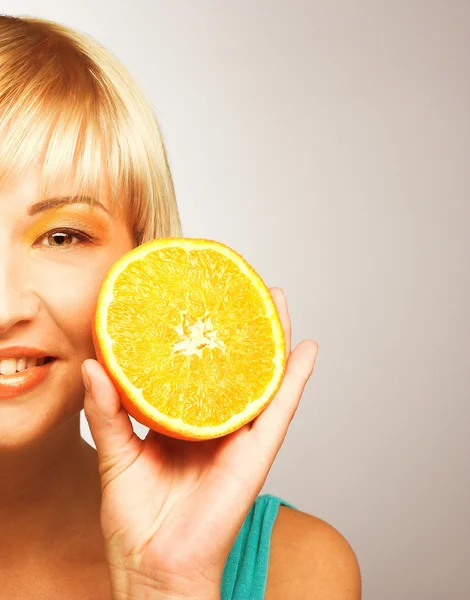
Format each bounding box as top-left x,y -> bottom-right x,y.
5,2 -> 469,599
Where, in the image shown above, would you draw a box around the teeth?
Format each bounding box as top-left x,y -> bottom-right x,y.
0,359 -> 17,375
26,357 -> 37,369
0,357 -> 48,375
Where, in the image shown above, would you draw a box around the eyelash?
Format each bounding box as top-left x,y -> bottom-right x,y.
35,227 -> 96,249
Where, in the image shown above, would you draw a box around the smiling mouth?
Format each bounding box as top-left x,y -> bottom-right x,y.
0,356 -> 58,397
0,356 -> 57,376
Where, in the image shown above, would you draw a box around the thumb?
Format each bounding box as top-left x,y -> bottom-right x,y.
82,358 -> 142,472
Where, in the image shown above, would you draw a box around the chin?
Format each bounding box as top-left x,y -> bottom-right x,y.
0,396 -> 81,453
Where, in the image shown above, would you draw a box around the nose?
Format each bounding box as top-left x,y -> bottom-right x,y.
0,245 -> 39,334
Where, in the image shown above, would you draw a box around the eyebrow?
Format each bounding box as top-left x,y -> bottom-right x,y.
27,195 -> 110,216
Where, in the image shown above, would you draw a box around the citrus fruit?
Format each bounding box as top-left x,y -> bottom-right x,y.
92,238 -> 286,441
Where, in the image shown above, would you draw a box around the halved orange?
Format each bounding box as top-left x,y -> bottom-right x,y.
92,238 -> 286,441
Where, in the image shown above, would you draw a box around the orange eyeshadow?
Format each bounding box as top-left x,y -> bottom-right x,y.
24,206 -> 111,243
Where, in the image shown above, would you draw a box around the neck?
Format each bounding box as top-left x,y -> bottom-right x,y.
0,415 -> 105,565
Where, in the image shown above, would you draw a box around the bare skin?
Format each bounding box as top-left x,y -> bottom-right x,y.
0,162 -> 359,599
0,161 -> 133,597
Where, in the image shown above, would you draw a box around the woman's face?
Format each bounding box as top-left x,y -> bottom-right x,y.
0,162 -> 135,451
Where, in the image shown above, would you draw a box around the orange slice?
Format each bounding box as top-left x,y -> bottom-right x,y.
92,238 -> 286,441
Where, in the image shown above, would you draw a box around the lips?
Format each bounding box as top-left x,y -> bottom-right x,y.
0,358 -> 57,399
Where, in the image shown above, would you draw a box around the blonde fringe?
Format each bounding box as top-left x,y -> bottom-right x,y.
0,14 -> 183,245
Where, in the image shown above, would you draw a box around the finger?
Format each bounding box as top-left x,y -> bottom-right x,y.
269,287 -> 291,357
249,340 -> 318,454
82,359 -> 142,476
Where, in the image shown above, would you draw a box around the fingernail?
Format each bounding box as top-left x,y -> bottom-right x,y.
81,363 -> 91,393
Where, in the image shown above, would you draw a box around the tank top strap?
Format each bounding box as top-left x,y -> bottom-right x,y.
221,493 -> 297,600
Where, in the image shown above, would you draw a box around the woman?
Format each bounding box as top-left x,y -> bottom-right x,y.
0,14 -> 361,600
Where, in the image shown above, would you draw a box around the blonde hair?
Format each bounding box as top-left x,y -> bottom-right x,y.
0,14 -> 183,245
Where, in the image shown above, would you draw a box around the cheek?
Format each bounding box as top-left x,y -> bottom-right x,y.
64,275 -> 101,357
35,257 -> 116,359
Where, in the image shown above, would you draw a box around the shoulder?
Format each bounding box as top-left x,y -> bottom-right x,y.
265,505 -> 362,600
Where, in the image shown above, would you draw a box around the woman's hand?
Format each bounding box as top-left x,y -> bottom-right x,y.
82,287 -> 318,600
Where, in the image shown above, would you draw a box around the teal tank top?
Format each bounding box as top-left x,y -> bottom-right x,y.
221,494 -> 297,600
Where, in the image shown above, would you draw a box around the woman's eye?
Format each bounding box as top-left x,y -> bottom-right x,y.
36,228 -> 91,248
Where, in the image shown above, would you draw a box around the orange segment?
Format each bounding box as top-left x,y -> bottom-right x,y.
93,238 -> 286,441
